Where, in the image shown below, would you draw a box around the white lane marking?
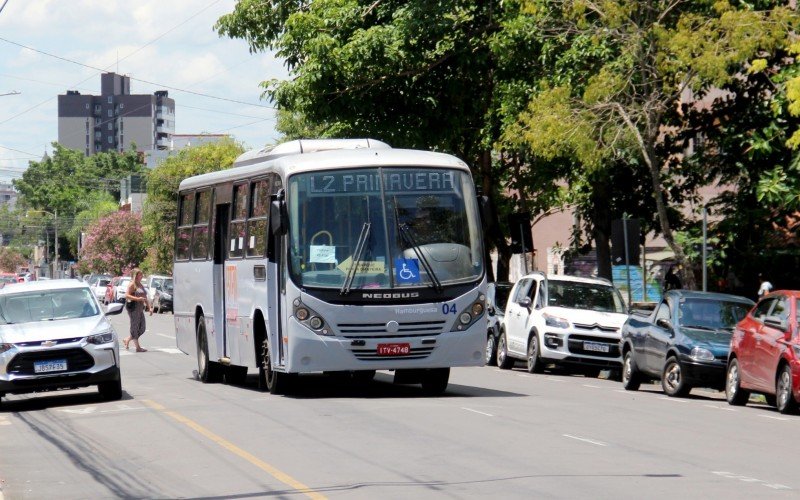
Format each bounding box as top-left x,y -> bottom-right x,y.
0,416 -> 10,426
704,404 -> 736,412
461,407 -> 494,417
563,434 -> 607,447
712,471 -> 792,490
758,414 -> 790,421
544,377 -> 564,382
58,407 -> 97,415
614,390 -> 629,394
658,396 -> 688,403
582,384 -> 602,389
99,405 -> 147,414
120,347 -> 182,356
157,333 -> 175,339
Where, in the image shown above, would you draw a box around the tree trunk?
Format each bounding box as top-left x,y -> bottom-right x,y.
615,104 -> 696,290
479,149 -> 510,282
591,173 -> 613,281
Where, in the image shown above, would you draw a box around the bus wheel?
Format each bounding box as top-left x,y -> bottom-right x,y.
197,317 -> 222,383
259,339 -> 289,395
421,368 -> 450,396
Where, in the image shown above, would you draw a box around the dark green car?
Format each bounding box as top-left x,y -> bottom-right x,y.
620,290 -> 753,397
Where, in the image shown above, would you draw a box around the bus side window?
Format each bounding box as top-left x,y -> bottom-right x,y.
246,179 -> 270,258
192,189 -> 212,260
229,183 -> 248,258
175,193 -> 193,261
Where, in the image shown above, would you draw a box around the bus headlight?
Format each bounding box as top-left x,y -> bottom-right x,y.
295,308 -> 309,321
309,316 -> 324,330
459,312 -> 472,325
450,293 -> 487,332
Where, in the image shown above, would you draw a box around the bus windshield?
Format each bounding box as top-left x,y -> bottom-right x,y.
288,167 -> 483,291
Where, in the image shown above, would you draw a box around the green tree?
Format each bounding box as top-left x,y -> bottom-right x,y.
13,144 -> 145,261
0,246 -> 26,273
216,0 -> 538,280
510,0 -> 798,287
142,139 -> 245,273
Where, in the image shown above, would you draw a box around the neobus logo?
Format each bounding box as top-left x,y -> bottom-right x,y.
361,292 -> 420,299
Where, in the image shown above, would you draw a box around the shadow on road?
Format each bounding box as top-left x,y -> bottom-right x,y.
0,389 -> 134,412
189,370 -> 527,399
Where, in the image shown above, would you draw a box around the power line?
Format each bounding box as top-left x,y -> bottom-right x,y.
0,37 -> 276,114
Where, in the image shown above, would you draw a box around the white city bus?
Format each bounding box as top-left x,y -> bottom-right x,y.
173,139 -> 486,394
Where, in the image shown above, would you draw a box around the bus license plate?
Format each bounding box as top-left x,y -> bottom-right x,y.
377,343 -> 410,356
34,359 -> 68,373
583,341 -> 609,353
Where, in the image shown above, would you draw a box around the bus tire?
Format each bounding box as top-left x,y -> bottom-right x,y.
197,317 -> 222,383
259,339 -> 289,395
421,368 -> 449,396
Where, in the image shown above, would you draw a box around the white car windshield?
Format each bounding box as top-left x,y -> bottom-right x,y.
0,288 -> 99,325
547,280 -> 626,314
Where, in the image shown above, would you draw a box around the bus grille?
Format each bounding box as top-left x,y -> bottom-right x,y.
350,346 -> 435,361
337,320 -> 445,339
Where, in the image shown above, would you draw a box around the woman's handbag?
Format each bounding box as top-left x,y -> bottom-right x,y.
125,299 -> 135,311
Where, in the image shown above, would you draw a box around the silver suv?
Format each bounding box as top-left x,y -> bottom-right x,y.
0,280 -> 124,406
497,272 -> 628,376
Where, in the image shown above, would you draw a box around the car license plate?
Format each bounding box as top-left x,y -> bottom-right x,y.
377,343 -> 410,356
583,341 -> 610,353
33,359 -> 68,373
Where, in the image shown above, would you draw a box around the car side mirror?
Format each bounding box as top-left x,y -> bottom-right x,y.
105,302 -> 124,316
764,315 -> 789,332
656,318 -> 673,332
519,297 -> 532,309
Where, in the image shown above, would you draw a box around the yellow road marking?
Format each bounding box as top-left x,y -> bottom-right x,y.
143,400 -> 325,499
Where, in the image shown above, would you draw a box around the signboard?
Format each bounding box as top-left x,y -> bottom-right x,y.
308,171 -> 456,196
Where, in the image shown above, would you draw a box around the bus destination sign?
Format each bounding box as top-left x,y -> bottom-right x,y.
309,171 -> 456,195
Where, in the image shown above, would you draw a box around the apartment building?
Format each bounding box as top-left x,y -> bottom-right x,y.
57,72 -> 175,157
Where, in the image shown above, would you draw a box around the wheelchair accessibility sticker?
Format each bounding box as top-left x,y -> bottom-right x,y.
395,258 -> 420,284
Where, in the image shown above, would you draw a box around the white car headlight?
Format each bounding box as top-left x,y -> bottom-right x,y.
544,313 -> 570,329
690,346 -> 715,362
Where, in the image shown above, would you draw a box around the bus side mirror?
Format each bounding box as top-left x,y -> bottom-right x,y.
269,198 -> 289,235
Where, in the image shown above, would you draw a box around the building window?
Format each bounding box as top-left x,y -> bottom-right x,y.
85,148 -> 89,156
96,144 -> 101,151
120,103 -> 124,109
107,110 -> 113,117
107,96 -> 113,104
95,131 -> 101,140
120,121 -> 123,132
108,136 -> 113,144
85,135 -> 89,145
85,121 -> 89,132
85,103 -> 90,110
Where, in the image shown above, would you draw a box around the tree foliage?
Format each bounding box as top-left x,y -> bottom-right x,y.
0,247 -> 26,273
80,211 -> 146,276
142,139 -> 245,273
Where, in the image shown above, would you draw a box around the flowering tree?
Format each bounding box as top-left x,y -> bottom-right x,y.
0,247 -> 27,273
80,211 -> 146,275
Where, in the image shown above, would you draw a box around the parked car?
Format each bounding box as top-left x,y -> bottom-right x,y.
145,274 -> 171,303
152,278 -> 173,314
485,281 -> 513,365
497,272 -> 629,376
727,291 -> 800,413
104,276 -> 131,304
0,279 -> 125,407
621,290 -> 753,396
0,274 -> 17,288
92,277 -> 112,302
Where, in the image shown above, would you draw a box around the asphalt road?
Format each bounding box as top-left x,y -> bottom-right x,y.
1,311 -> 799,499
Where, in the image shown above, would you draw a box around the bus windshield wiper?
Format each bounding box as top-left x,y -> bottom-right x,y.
396,220 -> 443,293
340,222 -> 371,295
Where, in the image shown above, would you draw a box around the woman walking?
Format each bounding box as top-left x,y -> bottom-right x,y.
123,268 -> 152,352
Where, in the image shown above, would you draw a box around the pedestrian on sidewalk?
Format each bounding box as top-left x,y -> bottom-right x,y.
123,268 -> 152,352
663,264 -> 683,291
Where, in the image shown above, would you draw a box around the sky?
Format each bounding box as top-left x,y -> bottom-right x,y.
0,0 -> 288,183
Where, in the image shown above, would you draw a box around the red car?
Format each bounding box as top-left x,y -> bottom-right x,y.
727,291 -> 800,413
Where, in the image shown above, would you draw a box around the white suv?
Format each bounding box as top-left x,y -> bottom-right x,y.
497,272 -> 628,376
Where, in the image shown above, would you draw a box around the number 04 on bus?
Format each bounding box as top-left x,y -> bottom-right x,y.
174,139 -> 487,395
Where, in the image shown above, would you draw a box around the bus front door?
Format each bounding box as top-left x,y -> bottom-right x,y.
213,203 -> 231,363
